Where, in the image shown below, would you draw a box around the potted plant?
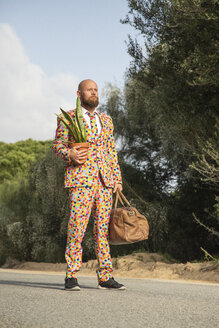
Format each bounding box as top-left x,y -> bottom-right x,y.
56,97 -> 89,164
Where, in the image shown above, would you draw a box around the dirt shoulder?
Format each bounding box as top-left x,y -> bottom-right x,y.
1,252 -> 219,284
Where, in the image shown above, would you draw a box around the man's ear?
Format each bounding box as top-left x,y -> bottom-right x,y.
77,90 -> 81,98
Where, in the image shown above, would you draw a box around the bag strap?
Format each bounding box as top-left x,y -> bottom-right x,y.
114,190 -> 131,209
114,191 -> 124,208
118,190 -> 131,206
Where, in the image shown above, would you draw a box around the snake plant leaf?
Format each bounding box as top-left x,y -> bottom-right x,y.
75,98 -> 82,138
60,108 -> 75,127
56,106 -> 87,143
68,122 -> 79,142
73,122 -> 82,143
56,114 -> 76,140
59,109 -> 81,142
74,113 -> 81,141
76,97 -> 87,141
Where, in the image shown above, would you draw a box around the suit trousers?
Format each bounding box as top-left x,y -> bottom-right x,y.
65,171 -> 114,283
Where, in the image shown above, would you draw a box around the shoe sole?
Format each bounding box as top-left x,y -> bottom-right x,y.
97,285 -> 126,290
65,286 -> 81,291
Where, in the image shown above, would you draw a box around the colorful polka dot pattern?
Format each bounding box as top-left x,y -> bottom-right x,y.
65,173 -> 113,283
53,108 -> 122,188
53,108 -> 122,282
87,111 -> 99,142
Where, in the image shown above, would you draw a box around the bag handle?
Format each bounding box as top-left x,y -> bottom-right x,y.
114,190 -> 131,209
114,191 -> 124,208
118,190 -> 131,206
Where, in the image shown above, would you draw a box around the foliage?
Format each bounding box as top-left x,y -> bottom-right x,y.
190,119 -> 219,189
0,146 -> 69,264
1,0 -> 219,264
57,97 -> 87,143
102,0 -> 219,260
0,139 -> 51,183
121,0 -> 219,177
0,176 -> 33,263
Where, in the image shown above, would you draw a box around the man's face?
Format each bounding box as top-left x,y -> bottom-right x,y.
79,81 -> 99,109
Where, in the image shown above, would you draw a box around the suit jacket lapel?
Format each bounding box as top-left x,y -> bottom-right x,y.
98,112 -> 106,140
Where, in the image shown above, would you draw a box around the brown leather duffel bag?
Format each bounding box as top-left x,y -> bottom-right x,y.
109,190 -> 149,245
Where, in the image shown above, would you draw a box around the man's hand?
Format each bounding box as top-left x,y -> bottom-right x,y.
69,146 -> 88,165
113,183 -> 123,194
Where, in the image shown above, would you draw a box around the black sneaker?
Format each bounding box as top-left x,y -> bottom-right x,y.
98,278 -> 126,290
65,277 -> 80,291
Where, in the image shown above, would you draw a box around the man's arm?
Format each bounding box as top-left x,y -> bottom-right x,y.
53,114 -> 72,163
108,118 -> 123,192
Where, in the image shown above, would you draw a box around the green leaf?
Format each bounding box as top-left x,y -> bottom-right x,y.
56,106 -> 87,143
76,97 -> 87,142
73,122 -> 82,143
58,109 -> 80,142
56,114 -> 76,140
59,108 -> 75,127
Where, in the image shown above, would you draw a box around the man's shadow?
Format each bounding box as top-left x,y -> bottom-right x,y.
0,279 -> 97,291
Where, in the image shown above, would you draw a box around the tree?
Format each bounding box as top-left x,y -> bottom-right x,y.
121,0 -> 219,178
0,146 -> 69,263
102,0 -> 219,260
0,139 -> 51,183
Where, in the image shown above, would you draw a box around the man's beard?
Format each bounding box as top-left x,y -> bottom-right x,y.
81,95 -> 99,109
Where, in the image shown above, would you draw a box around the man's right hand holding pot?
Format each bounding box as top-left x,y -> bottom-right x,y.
70,146 -> 88,165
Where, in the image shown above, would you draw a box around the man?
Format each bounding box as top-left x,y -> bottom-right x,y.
53,79 -> 125,290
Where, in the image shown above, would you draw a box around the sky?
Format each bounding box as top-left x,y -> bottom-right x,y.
0,0 -> 135,142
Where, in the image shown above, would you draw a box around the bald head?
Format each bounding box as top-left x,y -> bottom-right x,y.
77,79 -> 99,111
78,79 -> 98,92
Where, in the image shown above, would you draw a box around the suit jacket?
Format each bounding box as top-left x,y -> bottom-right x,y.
53,108 -> 122,188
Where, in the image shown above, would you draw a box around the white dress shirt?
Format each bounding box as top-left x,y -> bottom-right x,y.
82,107 -> 102,135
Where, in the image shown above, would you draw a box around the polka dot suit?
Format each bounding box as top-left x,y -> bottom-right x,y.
53,108 -> 122,282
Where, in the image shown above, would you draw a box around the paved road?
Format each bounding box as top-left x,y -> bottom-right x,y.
0,271 -> 218,328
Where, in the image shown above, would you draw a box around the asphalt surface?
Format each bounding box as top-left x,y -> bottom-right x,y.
0,271 -> 218,328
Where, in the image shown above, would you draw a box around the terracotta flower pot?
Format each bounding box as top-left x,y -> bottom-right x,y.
69,142 -> 89,164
